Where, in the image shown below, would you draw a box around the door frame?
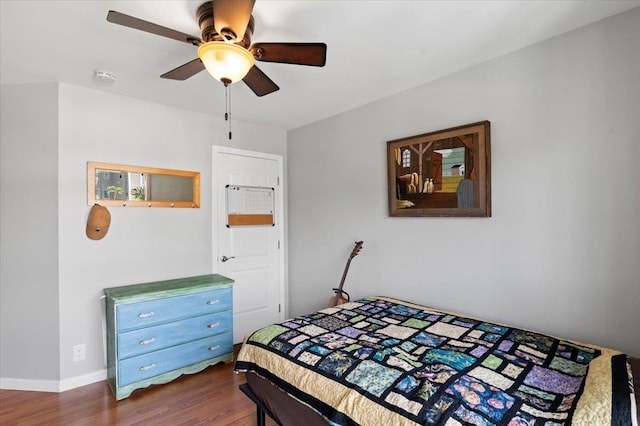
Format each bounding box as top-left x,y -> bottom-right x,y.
211,145 -> 286,325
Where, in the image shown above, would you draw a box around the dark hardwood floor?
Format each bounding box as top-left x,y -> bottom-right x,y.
0,348 -> 278,425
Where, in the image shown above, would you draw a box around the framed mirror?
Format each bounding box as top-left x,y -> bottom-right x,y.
387,121 -> 491,217
87,161 -> 200,208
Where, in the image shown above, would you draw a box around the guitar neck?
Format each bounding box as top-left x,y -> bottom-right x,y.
329,241 -> 363,307
335,241 -> 363,294
336,258 -> 353,293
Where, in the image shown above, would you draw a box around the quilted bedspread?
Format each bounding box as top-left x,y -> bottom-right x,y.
235,297 -> 636,425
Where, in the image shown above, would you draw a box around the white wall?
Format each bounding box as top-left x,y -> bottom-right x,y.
287,7 -> 640,357
1,83 -> 60,383
1,82 -> 286,388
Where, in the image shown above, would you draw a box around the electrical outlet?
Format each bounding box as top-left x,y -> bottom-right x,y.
73,344 -> 86,362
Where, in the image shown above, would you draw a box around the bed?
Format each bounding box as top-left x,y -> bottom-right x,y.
234,296 -> 639,425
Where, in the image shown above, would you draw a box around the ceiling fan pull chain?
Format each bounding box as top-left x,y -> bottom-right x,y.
228,84 -> 232,140
224,85 -> 228,122
223,80 -> 232,140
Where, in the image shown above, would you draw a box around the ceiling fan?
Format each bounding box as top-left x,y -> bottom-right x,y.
106,0 -> 327,96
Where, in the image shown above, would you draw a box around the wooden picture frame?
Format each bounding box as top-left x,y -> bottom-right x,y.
387,121 -> 491,217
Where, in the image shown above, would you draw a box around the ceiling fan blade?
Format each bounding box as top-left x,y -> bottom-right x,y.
107,10 -> 201,45
213,0 -> 256,42
161,58 -> 205,80
243,66 -> 279,97
251,43 -> 327,67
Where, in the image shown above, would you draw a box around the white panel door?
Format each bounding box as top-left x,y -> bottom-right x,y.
212,147 -> 284,343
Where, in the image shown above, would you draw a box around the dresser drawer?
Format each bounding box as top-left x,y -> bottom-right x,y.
116,288 -> 232,331
118,332 -> 232,386
117,311 -> 232,359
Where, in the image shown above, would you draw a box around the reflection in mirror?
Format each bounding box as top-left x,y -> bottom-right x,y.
88,162 -> 200,208
387,121 -> 490,217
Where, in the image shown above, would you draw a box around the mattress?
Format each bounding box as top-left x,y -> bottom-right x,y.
235,296 -> 639,425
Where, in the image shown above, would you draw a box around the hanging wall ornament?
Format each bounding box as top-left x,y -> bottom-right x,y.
86,204 -> 111,240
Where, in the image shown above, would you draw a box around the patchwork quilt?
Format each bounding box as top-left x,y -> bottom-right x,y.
235,297 -> 637,425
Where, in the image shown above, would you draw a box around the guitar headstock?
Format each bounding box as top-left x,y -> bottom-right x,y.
350,241 -> 364,259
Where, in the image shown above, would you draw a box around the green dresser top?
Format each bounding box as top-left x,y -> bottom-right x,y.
104,274 -> 234,302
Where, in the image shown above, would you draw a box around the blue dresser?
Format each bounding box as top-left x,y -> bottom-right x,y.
104,274 -> 234,400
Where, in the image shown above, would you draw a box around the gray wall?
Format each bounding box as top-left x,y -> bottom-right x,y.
56,84 -> 286,381
288,8 -> 640,357
1,82 -> 287,385
1,83 -> 60,381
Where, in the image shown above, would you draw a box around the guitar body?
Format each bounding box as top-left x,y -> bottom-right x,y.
327,241 -> 363,308
328,290 -> 349,308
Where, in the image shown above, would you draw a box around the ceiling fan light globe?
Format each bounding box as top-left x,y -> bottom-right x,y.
197,41 -> 255,84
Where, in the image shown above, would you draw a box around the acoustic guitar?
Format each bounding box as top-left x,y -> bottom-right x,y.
328,241 -> 364,307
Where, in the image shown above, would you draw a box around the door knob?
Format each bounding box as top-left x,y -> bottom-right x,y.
220,255 -> 235,262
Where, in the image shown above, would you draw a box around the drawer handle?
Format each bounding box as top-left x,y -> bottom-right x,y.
207,300 -> 220,305
139,363 -> 156,371
208,345 -> 220,351
138,311 -> 154,318
207,322 -> 220,329
139,337 -> 156,345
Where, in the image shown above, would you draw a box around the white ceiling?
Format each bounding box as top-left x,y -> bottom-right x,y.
1,1 -> 638,130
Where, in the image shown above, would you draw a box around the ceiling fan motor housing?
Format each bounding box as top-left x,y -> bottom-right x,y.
197,2 -> 254,48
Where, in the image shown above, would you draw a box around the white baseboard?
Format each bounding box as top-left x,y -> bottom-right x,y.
1,369 -> 107,393
59,369 -> 107,392
0,377 -> 60,392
